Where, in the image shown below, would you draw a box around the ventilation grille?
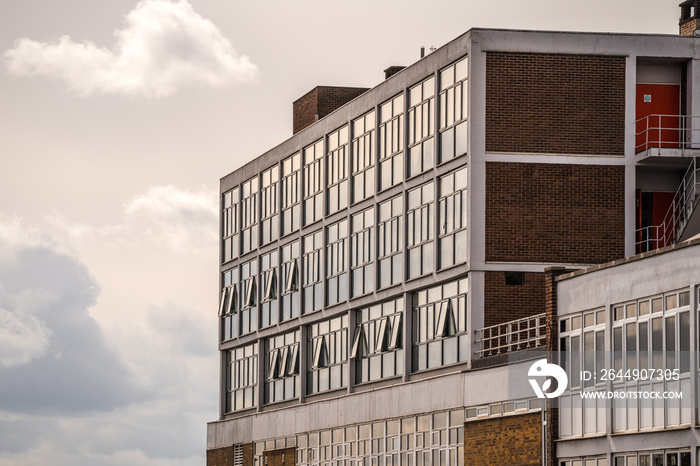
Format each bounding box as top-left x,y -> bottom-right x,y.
233,445 -> 243,466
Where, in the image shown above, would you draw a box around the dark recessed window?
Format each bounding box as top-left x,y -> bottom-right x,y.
505,272 -> 524,286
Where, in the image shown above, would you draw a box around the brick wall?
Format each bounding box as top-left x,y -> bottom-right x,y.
464,412 -> 542,465
485,162 -> 625,264
293,86 -> 369,134
484,271 -> 544,327
262,447 -> 296,466
680,17 -> 698,35
206,446 -> 233,466
485,52 -> 625,156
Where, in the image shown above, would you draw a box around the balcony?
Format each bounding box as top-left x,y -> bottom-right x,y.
474,313 -> 546,359
635,114 -> 700,160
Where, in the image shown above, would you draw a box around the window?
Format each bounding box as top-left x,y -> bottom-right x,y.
611,290 -> 690,432
353,298 -> 404,383
407,182 -> 434,279
241,176 -> 259,254
220,268 -> 239,341
559,309 -> 606,438
407,76 -> 435,178
378,196 -> 403,289
281,152 -> 301,236
225,343 -> 258,412
327,126 -> 349,215
303,230 -> 323,315
613,451 -> 690,466
307,315 -> 348,394
240,259 -> 258,335
222,187 -> 240,263
559,458 -> 607,466
260,165 -> 279,245
352,111 -> 376,203
326,219 -> 348,306
259,250 -> 278,329
265,330 -> 300,404
379,94 -> 404,191
438,57 -> 468,163
412,278 -> 469,371
303,140 -> 324,226
351,208 -> 374,297
438,167 -> 467,269
280,240 -> 300,321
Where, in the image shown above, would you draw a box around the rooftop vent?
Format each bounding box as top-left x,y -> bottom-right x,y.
679,0 -> 700,35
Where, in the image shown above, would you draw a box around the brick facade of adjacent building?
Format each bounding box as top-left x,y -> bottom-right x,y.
293,86 -> 369,134
484,271 -> 545,327
463,412 -> 542,465
485,52 -> 625,156
485,162 -> 626,264
262,447 -> 296,466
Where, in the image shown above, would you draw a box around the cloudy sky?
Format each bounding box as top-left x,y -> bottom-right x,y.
0,1 -> 681,465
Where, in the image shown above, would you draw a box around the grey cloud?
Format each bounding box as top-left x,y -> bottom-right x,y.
0,245 -> 145,415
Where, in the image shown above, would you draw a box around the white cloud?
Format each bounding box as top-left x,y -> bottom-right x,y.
4,0 -> 258,97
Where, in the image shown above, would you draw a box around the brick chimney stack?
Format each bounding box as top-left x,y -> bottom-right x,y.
680,0 -> 700,35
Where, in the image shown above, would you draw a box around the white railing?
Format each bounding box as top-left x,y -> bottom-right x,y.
475,313 -> 546,358
636,157 -> 700,253
635,114 -> 700,154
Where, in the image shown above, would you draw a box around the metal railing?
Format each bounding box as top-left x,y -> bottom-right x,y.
636,156 -> 700,253
635,114 -> 700,154
474,313 -> 546,358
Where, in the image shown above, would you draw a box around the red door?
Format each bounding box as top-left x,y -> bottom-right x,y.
636,84 -> 680,152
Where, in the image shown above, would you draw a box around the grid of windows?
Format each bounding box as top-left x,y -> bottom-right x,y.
407,76 -> 435,178
240,260 -> 258,335
327,126 -> 349,215
378,195 -> 403,289
265,330 -> 300,404
222,187 -> 240,263
259,250 -> 278,329
226,342 -> 258,412
303,230 -> 323,315
304,140 -> 324,226
407,182 -> 434,279
289,409 -> 464,466
438,167 -> 467,270
351,208 -> 374,298
220,268 -> 239,341
438,56 -> 468,163
412,277 -> 469,371
613,451 -> 691,466
611,290 -> 690,433
241,177 -> 259,254
260,165 -> 279,245
559,309 -> 607,438
352,111 -> 376,204
280,240 -> 300,321
281,153 -> 301,237
379,94 -> 404,191
560,458 -> 608,466
352,298 -> 404,384
326,219 -> 348,306
307,315 -> 348,394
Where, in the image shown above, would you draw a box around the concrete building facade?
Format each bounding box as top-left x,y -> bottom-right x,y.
208,19 -> 700,466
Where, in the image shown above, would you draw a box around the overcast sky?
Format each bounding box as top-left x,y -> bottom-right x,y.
0,1 -> 681,465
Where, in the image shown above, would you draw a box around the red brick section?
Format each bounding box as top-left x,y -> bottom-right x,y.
206,446 -> 233,466
292,86 -> 369,134
484,271 -> 544,327
485,162 -> 625,264
485,52 -> 625,156
206,443 -> 254,466
544,267 -> 573,466
464,412 -> 542,465
262,447 -> 296,466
